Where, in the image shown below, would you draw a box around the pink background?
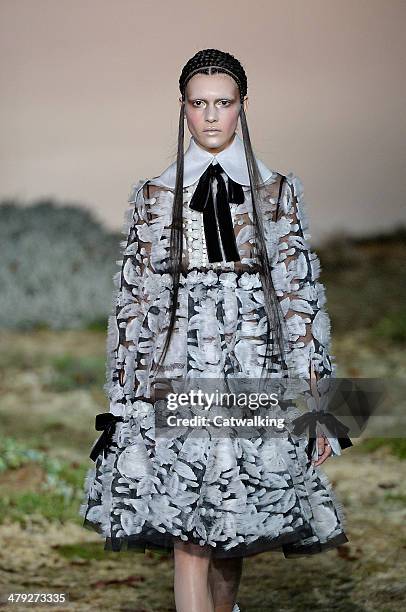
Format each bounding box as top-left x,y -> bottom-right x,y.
1,0 -> 405,241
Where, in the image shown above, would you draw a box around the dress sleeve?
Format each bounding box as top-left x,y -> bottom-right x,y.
269,172 -> 351,459
90,179 -> 167,462
104,178 -> 157,417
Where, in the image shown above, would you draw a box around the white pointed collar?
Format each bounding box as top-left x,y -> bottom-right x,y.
148,131 -> 274,191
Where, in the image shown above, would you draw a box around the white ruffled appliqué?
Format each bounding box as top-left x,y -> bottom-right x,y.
80,171 -> 349,558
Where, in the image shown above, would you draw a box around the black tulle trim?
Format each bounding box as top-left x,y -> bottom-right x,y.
82,517 -> 349,560
282,531 -> 349,557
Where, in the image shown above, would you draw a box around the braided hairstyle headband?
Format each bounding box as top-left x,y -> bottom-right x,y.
179,48 -> 248,102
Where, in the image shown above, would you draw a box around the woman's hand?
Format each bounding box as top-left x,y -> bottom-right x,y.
312,433 -> 332,467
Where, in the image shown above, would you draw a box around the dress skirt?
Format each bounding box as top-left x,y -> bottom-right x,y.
79,269 -> 349,558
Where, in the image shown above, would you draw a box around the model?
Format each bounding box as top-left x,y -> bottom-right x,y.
80,48 -> 352,612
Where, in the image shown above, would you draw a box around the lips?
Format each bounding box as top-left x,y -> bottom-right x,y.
204,129 -> 221,132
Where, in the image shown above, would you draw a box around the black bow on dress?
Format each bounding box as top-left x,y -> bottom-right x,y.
291,411 -> 353,462
189,162 -> 245,263
89,412 -> 124,462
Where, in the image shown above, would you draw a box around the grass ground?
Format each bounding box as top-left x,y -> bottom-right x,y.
0,327 -> 405,611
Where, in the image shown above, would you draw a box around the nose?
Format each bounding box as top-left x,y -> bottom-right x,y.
204,103 -> 219,122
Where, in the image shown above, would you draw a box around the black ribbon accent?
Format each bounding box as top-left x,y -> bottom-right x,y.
189,162 -> 244,263
89,412 -> 125,462
291,411 -> 353,461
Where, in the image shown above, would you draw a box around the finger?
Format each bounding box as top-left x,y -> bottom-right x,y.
313,443 -> 332,466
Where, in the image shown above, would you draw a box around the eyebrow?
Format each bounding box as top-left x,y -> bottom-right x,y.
188,96 -> 235,102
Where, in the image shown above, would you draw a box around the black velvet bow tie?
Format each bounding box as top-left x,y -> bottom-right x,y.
189,162 -> 245,263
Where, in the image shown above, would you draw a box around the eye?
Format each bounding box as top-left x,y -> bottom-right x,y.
218,100 -> 230,106
192,100 -> 204,107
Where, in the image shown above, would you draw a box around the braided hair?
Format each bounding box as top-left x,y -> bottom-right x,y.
151,48 -> 290,379
179,49 -> 248,103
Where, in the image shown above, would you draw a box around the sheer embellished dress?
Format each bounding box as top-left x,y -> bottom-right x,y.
79,132 -> 349,559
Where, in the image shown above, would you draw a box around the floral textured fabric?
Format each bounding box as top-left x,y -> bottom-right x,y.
79,170 -> 349,558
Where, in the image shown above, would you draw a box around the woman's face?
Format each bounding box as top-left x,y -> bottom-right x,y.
181,72 -> 248,154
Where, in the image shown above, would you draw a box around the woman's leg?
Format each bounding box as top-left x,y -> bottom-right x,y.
173,540 -> 214,612
208,556 -> 244,612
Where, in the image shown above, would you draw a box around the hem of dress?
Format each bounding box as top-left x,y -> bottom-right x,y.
82,517 -> 349,560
